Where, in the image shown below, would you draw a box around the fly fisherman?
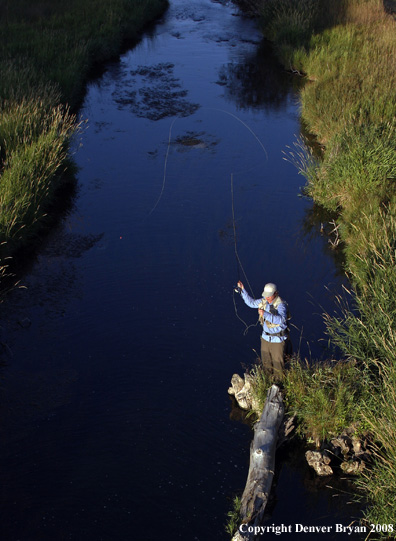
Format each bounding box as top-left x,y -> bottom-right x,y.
236,281 -> 289,381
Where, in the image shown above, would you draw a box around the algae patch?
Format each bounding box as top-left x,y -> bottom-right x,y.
112,63 -> 200,120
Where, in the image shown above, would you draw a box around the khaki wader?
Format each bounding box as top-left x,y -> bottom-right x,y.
260,337 -> 286,381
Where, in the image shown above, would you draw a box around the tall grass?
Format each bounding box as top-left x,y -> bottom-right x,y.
283,358 -> 366,445
242,357 -> 368,449
259,0 -> 319,48
0,99 -> 78,251
268,0 -> 396,269
0,0 -> 168,107
246,363 -> 274,416
324,215 -> 396,358
357,363 -> 396,527
323,223 -> 396,527
247,0 -> 396,529
0,85 -> 77,260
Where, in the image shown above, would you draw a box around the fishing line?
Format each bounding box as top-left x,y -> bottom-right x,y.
230,172 -> 254,297
206,107 -> 268,164
232,289 -> 259,336
149,107 -> 268,216
149,109 -> 268,334
230,171 -> 260,335
148,116 -> 177,215
209,107 -> 269,333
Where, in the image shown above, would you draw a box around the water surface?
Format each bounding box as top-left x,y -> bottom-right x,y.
0,1 -> 363,539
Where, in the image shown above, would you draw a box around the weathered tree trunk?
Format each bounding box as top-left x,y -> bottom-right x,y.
232,385 -> 284,541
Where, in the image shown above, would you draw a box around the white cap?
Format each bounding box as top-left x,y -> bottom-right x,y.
262,283 -> 277,298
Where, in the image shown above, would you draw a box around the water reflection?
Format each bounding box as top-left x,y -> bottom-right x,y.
0,227 -> 103,332
301,204 -> 347,276
218,41 -> 302,110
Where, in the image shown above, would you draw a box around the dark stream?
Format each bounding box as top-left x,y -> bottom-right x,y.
0,1 -> 365,540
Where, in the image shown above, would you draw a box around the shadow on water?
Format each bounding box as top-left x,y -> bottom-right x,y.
218,40 -> 304,111
0,170 -> 105,307
301,203 -> 347,277
0,172 -> 79,293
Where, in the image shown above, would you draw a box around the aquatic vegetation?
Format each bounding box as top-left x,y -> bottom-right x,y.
113,63 -> 200,120
173,131 -> 219,153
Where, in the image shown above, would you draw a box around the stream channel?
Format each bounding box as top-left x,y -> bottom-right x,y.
0,1 -> 366,539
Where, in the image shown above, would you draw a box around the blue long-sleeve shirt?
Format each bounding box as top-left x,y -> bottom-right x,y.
240,289 -> 288,342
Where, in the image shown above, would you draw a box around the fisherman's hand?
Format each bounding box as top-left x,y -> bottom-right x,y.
258,308 -> 264,317
237,281 -> 244,290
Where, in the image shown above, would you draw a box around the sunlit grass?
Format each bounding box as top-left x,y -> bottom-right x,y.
323,221 -> 396,526
255,0 -> 396,528
0,99 -> 78,250
285,358 -> 365,445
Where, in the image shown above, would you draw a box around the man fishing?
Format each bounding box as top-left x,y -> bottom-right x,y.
236,281 -> 289,381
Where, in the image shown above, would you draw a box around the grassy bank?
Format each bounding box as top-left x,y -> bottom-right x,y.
259,0 -> 396,281
229,0 -> 396,531
0,0 -> 168,265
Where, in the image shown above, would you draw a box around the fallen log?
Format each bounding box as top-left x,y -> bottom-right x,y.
232,384 -> 284,541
